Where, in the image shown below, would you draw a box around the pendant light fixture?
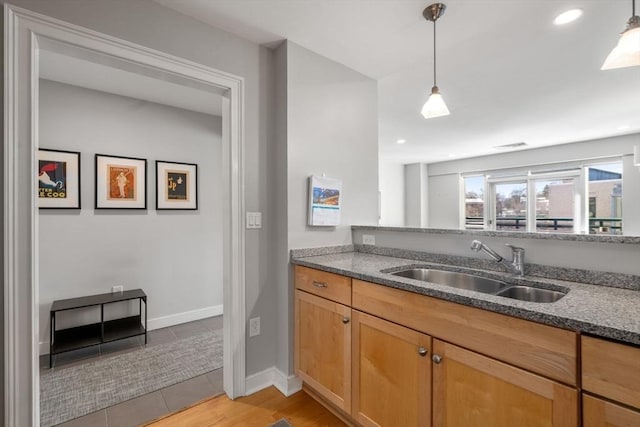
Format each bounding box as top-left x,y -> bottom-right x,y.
601,0 -> 640,70
421,3 -> 450,119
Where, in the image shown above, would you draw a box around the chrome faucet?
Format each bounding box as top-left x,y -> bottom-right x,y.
470,240 -> 525,276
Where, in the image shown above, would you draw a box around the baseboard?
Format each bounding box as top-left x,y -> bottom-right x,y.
39,304 -> 223,355
147,305 -> 223,331
245,367 -> 302,397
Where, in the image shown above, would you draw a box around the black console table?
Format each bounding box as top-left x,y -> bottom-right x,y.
49,289 -> 147,368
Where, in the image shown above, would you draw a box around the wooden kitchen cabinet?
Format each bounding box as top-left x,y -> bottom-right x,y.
351,310 -> 431,427
432,339 -> 578,427
582,336 -> 640,410
294,289 -> 352,413
583,394 -> 640,427
582,336 -> 640,426
294,266 -> 582,427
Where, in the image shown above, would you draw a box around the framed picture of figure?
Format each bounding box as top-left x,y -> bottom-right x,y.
95,154 -> 147,209
37,148 -> 81,209
155,161 -> 198,210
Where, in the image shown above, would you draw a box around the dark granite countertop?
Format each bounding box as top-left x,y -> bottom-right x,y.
291,250 -> 640,346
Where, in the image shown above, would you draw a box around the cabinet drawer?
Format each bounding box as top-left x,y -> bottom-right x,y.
294,265 -> 351,305
352,279 -> 577,385
582,336 -> 640,409
583,394 -> 640,427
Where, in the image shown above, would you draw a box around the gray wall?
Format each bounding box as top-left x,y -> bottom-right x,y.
0,5 -> 4,421
3,0 -> 278,381
38,80 -> 222,351
286,41 -> 379,249
352,227 -> 640,276
274,41 -> 379,374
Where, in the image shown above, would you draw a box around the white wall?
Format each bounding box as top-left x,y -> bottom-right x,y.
404,163 -> 428,227
38,80 -> 222,351
427,173 -> 461,229
3,0 -> 279,377
622,154 -> 640,235
378,158 -> 404,226
275,41 -> 379,374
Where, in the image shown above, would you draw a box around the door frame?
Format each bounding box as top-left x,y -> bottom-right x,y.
4,5 -> 247,425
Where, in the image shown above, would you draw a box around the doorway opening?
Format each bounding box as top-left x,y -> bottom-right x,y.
4,6 -> 246,426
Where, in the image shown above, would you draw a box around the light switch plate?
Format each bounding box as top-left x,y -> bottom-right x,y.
246,212 -> 262,229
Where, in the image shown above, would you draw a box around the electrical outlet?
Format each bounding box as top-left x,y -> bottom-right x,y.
112,285 -> 123,294
249,317 -> 261,337
362,234 -> 376,245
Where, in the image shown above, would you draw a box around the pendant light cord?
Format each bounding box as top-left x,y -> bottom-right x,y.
433,18 -> 437,87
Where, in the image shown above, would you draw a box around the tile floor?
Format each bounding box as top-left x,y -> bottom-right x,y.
41,316 -> 224,427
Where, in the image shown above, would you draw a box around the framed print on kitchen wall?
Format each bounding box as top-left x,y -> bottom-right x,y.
308,175 -> 342,226
37,148 -> 81,209
95,154 -> 147,209
156,160 -> 198,210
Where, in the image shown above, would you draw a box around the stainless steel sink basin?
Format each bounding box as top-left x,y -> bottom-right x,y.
495,286 -> 566,303
390,268 -> 509,294
389,267 -> 567,303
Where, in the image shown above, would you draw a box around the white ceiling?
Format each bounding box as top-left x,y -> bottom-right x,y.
156,0 -> 640,164
39,50 -> 223,116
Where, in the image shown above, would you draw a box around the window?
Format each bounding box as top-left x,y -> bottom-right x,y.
462,160 -> 623,235
463,175 -> 484,229
493,181 -> 527,231
586,162 -> 622,234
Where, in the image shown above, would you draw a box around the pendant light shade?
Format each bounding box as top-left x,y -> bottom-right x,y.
422,3 -> 450,119
421,86 -> 450,119
602,1 -> 640,70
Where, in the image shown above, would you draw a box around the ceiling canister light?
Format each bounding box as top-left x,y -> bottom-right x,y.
421,3 -> 450,119
602,0 -> 640,70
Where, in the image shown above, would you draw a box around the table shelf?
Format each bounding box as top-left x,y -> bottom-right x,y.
49,289 -> 147,368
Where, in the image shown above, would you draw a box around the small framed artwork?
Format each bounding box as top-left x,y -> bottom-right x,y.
156,161 -> 198,210
37,149 -> 81,209
95,154 -> 147,209
308,175 -> 342,226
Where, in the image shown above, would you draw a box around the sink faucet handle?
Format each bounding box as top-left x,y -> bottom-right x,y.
505,243 -> 524,254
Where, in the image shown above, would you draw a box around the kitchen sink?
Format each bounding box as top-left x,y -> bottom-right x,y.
390,268 -> 509,294
495,286 -> 566,303
389,267 -> 567,303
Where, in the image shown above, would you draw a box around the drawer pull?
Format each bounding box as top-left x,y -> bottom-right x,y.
418,347 -> 428,357
312,281 -> 328,288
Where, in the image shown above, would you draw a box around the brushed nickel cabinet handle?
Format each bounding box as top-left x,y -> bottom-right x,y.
418,347 -> 428,357
312,281 -> 328,288
342,317 -> 350,324
432,354 -> 443,364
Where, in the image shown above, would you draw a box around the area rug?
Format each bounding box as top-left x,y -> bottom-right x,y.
40,329 -> 223,427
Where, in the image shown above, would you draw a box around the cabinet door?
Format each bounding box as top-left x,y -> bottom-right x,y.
583,394 -> 640,427
295,289 -> 351,413
432,340 -> 578,427
352,311 -> 431,427
582,335 -> 640,409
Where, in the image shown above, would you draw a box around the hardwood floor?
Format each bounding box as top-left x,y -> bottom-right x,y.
145,386 -> 346,427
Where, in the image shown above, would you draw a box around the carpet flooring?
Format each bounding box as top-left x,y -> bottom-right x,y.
40,329 -> 223,427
